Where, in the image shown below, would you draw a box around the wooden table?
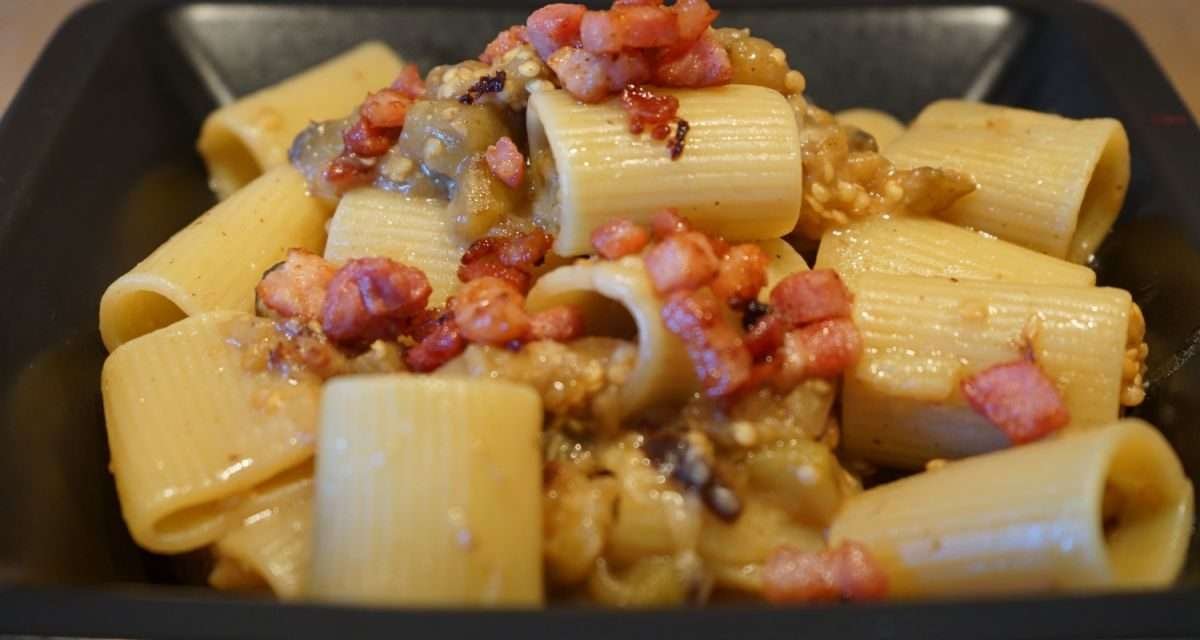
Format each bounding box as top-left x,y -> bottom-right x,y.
1,0 -> 1197,118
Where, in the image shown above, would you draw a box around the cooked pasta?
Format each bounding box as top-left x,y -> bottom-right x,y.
210,478 -> 313,599
307,376 -> 543,606
758,237 -> 809,299
831,420 -> 1193,597
198,42 -> 405,199
815,216 -> 1096,286
886,100 -> 1130,263
525,255 -> 697,418
528,85 -> 803,256
842,273 -> 1135,468
99,166 -> 330,351
101,311 -> 319,553
96,0 -> 1186,610
324,188 -> 463,303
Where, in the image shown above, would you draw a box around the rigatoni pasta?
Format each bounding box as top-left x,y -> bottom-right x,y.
528,85 -> 803,256
98,166 -> 330,351
197,42 -> 405,199
210,482 -> 313,599
815,216 -> 1096,286
101,311 -> 319,553
95,0 -> 1186,610
831,420 -> 1194,597
886,100 -> 1130,262
307,376 -> 543,606
525,255 -> 698,418
758,237 -> 809,299
323,188 -> 463,303
842,273 -> 1135,468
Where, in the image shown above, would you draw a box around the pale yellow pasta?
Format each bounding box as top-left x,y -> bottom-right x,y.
324,188 -> 462,303
886,100 -> 1129,262
210,463 -> 313,594
307,375 -> 543,606
757,237 -> 808,301
98,166 -> 330,351
207,559 -> 267,592
197,42 -> 404,199
528,85 -> 802,256
525,256 -> 697,417
831,420 -> 1194,597
100,311 -> 319,553
228,460 -> 314,534
815,216 -> 1095,286
835,108 -> 906,149
95,17 -> 1194,606
210,482 -> 313,599
842,273 -> 1132,468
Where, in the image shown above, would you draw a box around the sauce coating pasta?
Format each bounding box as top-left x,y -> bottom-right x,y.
99,0 -> 1186,610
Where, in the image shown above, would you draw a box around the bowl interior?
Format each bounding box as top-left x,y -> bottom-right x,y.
2,1 -> 1200,593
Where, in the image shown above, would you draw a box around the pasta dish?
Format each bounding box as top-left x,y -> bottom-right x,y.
96,0 -> 1193,607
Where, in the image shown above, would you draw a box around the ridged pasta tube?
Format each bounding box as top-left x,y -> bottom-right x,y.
324,188 -> 462,303
210,479 -> 313,599
99,166 -> 330,351
307,375 -> 543,606
197,42 -> 404,199
842,273 -> 1133,468
757,237 -> 809,301
100,311 -> 319,553
525,256 -> 698,417
815,216 -> 1095,286
886,100 -> 1129,263
831,420 -> 1194,597
528,85 -> 803,256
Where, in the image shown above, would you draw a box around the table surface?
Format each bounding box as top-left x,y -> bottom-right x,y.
1,0 -> 1198,119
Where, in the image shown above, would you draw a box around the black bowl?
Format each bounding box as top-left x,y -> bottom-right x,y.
1,1 -> 1199,638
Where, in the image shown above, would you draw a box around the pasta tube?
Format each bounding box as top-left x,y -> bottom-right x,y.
835,108 -> 905,149
101,311 -> 319,553
525,256 -> 698,417
758,237 -> 809,301
99,166 -> 330,351
886,100 -> 1129,262
842,273 -> 1133,468
528,85 -> 803,256
197,42 -> 404,199
210,480 -> 313,599
307,375 -> 543,606
814,216 -> 1095,286
206,559 -> 266,592
830,420 -> 1194,597
324,188 -> 462,303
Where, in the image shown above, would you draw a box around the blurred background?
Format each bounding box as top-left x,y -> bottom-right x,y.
0,0 -> 1197,118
